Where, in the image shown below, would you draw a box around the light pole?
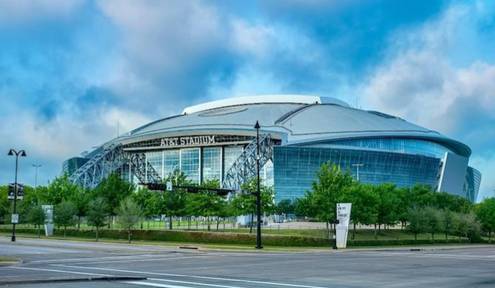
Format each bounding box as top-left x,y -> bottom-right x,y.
32,164 -> 42,188
351,163 -> 364,182
8,149 -> 27,242
254,121 -> 263,249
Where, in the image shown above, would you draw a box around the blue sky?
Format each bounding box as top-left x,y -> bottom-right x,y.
0,0 -> 494,200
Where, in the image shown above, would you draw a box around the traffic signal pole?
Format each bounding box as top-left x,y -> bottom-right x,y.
12,154 -> 19,242
255,121 -> 263,249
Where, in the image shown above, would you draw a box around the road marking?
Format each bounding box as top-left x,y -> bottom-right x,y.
8,266 -> 112,277
54,265 -> 329,288
125,281 -> 190,288
81,256 -> 202,265
28,254 -> 182,264
149,277 -> 245,288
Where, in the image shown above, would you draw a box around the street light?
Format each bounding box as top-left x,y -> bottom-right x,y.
254,121 -> 263,249
8,149 -> 27,242
351,163 -> 364,182
32,164 -> 42,188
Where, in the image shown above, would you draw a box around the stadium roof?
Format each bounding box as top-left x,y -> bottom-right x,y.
115,95 -> 471,157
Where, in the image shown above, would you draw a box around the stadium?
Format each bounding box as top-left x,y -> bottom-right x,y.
63,95 -> 481,202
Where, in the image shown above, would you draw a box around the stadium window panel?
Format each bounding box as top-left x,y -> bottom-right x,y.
202,147 -> 222,182
163,149 -> 180,178
223,146 -> 243,179
146,152 -> 163,182
180,148 -> 200,183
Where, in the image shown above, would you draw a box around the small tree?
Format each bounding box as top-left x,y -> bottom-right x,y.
27,205 -> 46,238
117,197 -> 142,243
456,212 -> 481,242
87,198 -> 108,241
407,207 -> 427,241
70,187 -> 89,230
424,207 -> 442,240
54,201 -> 77,237
476,198 -> 495,242
159,170 -> 190,230
92,173 -> 134,227
346,183 -> 379,240
276,199 -> 294,217
440,209 -> 458,240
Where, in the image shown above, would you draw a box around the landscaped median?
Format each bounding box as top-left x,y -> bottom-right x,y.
0,227 -> 480,247
0,256 -> 20,266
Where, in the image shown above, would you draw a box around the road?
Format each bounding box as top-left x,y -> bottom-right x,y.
1,237 -> 495,287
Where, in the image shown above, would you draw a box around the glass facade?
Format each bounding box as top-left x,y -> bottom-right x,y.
464,166 -> 481,202
62,157 -> 88,176
310,138 -> 453,159
180,148 -> 200,183
202,147 -> 222,181
223,146 -> 243,174
145,145 -> 246,184
146,151 -> 163,181
163,149 -> 180,178
273,146 -> 441,202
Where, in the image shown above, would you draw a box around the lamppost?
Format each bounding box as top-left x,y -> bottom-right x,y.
351,163 -> 364,181
8,149 -> 27,242
32,164 -> 42,188
254,121 -> 263,249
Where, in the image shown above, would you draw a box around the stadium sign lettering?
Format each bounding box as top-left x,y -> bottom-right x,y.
160,135 -> 216,147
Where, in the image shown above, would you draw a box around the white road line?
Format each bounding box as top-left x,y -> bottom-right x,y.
28,254 -> 163,264
8,266 -> 112,277
125,281 -> 191,288
54,265 -> 329,288
81,256 -> 201,265
149,277 -> 245,288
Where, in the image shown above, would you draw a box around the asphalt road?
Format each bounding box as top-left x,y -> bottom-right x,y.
1,237 -> 495,288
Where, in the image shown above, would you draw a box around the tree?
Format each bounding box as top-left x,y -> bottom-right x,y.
407,207 -> 427,241
456,213 -> 481,243
69,187 -> 90,230
276,199 -> 295,217
159,170 -> 190,230
0,186 -> 9,224
307,163 -> 354,239
431,191 -> 471,213
346,183 -> 379,239
46,175 -> 79,205
86,198 -> 108,241
424,207 -> 442,240
27,205 -> 45,238
375,183 -> 400,231
191,179 -> 223,231
294,195 -> 315,218
440,209 -> 458,240
117,197 -> 142,243
54,201 -> 77,237
132,187 -> 159,229
476,198 -> 495,242
234,179 -> 275,233
92,173 -> 134,226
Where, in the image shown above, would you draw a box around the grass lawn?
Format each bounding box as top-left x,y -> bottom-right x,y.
0,256 -> 19,266
0,223 -> 468,242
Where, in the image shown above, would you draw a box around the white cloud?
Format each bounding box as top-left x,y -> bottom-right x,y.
362,3 -> 495,199
229,19 -> 274,58
0,0 -> 83,24
97,0 -> 224,74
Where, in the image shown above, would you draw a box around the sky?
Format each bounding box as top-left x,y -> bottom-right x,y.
0,0 -> 494,200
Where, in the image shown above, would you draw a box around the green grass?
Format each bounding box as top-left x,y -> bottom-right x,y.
0,256 -> 19,266
0,223 -> 470,242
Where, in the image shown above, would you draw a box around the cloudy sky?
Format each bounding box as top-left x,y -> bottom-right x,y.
0,0 -> 494,200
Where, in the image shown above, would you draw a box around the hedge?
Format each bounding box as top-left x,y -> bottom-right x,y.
0,228 -> 486,247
